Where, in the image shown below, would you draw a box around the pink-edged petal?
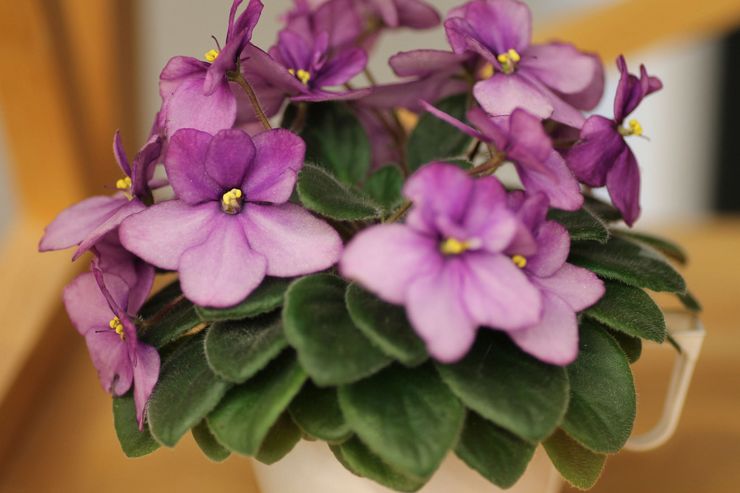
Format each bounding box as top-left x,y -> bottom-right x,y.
606,146 -> 641,226
205,129 -> 256,189
73,199 -> 147,260
396,0 -> 441,29
119,201 -> 219,271
508,290 -> 579,366
85,331 -> 133,396
244,129 -> 305,204
534,263 -> 605,312
314,48 -> 368,88
526,221 -> 570,278
341,224 -> 440,305
165,129 -> 221,204
163,76 -> 237,137
474,75 -> 554,121
406,260 -> 477,363
179,216 -> 267,308
132,342 -> 160,428
520,43 -> 602,96
389,50 -> 466,78
404,163 -> 474,235
240,203 -> 342,277
516,151 -> 583,212
462,252 -> 542,331
462,0 -> 532,54
39,196 -> 128,252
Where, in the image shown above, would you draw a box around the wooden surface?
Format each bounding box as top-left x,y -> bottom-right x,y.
0,219 -> 738,492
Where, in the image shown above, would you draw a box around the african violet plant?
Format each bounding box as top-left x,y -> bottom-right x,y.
39,0 -> 701,490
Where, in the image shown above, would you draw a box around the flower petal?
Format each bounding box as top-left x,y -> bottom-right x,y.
85,331 -> 133,396
240,203 -> 342,277
314,48 -> 368,88
396,0 -> 441,29
163,76 -> 236,137
567,115 -> 624,187
165,129 -> 221,204
520,43 -> 602,96
606,146 -> 641,226
243,129 -> 305,204
534,263 -> 605,312
474,75 -> 554,121
404,163 -> 474,235
205,129 -> 256,189
73,199 -> 147,260
390,49 -> 467,78
132,342 -> 161,428
463,177 -> 518,252
63,273 -> 119,336
516,151 -> 583,211
526,221 -> 570,278
461,0 -> 531,54
39,196 -> 128,252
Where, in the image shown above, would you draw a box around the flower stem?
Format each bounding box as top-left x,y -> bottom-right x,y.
230,72 -> 272,131
386,200 -> 413,223
363,67 -> 378,86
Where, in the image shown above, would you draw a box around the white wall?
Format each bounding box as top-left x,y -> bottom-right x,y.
0,111 -> 16,239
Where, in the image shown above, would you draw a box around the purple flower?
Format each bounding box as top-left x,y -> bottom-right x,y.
567,56 -> 662,226
284,0 -> 365,54
445,0 -> 604,127
421,103 -> 583,211
341,163 -> 543,362
504,191 -> 604,365
363,0 -> 441,30
159,0 -> 264,136
120,128 -> 342,308
39,132 -> 161,258
64,264 -> 159,427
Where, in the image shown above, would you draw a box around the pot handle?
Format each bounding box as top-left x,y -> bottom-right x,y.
624,317 -> 706,452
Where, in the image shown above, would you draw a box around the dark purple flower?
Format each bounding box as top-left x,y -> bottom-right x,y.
421,103 -> 583,211
341,163 -> 543,362
120,128 -> 342,308
504,191 -> 604,365
444,0 -> 604,127
39,132 -> 161,259
567,56 -> 662,226
283,0 -> 365,54
363,0 -> 441,30
64,264 -> 159,427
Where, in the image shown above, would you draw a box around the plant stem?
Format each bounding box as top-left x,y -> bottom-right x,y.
386,200 -> 412,223
291,102 -> 309,133
230,71 -> 272,131
364,67 -> 378,86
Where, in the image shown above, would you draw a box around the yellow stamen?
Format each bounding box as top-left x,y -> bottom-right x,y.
619,118 -> 644,137
440,238 -> 475,256
497,48 -> 521,74
109,316 -> 125,340
115,176 -> 132,191
289,68 -> 312,85
480,63 -> 494,79
512,255 -> 527,269
221,188 -> 243,214
205,49 -> 220,63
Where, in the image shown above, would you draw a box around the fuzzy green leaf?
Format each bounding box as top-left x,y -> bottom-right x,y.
255,413 -> 302,465
437,332 -> 569,442
331,438 -> 427,492
139,281 -> 200,349
338,364 -> 465,480
407,93 -> 472,171
364,165 -> 404,212
583,196 -> 622,222
678,290 -> 702,312
207,352 -> 307,456
196,277 -> 291,322
548,206 -> 609,243
204,313 -> 287,384
544,429 -> 607,490
297,164 -> 383,221
455,412 -> 536,489
569,236 -> 686,293
113,395 -> 160,458
614,230 -> 688,265
289,381 -> 352,443
192,419 -> 230,462
606,329 -> 643,364
345,283 -> 427,366
148,334 -> 232,447
562,321 -> 636,453
283,274 -> 391,386
585,281 -> 666,342
298,102 -> 371,185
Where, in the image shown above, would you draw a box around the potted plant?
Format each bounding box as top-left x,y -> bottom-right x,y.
39,0 -> 704,491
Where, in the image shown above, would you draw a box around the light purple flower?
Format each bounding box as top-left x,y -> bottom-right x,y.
567,56 -> 662,226
444,0 -> 604,127
421,103 -> 583,211
64,264 -> 159,427
504,191 -> 605,365
39,132 -> 161,258
120,128 -> 342,308
341,163 -> 543,362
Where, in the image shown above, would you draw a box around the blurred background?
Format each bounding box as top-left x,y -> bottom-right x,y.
0,1 -> 738,492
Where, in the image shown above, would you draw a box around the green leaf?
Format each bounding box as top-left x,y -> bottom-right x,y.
297,164 -> 383,221
543,429 -> 606,490
331,437 -> 427,492
338,364 -> 465,480
204,312 -> 288,383
455,412 -> 536,489
289,381 -> 352,443
196,277 -> 292,322
583,195 -> 622,222
678,290 -> 702,312
407,93 -> 473,171
614,230 -> 688,265
112,395 -> 160,458
548,206 -> 609,243
148,334 -> 232,447
345,283 -> 427,367
437,332 -> 569,442
562,321 -> 636,453
139,281 -> 201,349
606,328 -> 643,364
255,413 -> 302,465
569,236 -> 686,293
585,280 -> 666,342
207,352 -> 307,456
192,420 -> 230,462
299,101 -> 371,185
283,274 -> 391,386
363,165 -> 404,212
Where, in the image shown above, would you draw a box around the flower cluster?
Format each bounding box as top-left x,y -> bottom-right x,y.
39,0 -> 683,489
